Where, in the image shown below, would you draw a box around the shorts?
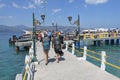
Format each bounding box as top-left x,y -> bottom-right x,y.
54,48 -> 59,54
44,49 -> 49,52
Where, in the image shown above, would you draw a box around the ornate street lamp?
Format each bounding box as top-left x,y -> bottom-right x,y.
68,14 -> 80,49
32,13 -> 37,61
32,13 -> 45,61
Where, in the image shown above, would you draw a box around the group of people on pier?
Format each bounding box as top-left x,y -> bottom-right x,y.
37,30 -> 64,65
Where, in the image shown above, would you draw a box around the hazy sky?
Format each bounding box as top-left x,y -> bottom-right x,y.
0,0 -> 120,28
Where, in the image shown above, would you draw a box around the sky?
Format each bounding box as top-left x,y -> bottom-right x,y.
0,0 -> 120,28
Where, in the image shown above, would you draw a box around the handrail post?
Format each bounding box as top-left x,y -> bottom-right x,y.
29,47 -> 34,59
83,46 -> 87,60
66,42 -> 68,51
100,51 -> 106,71
27,71 -> 30,80
72,43 -> 75,55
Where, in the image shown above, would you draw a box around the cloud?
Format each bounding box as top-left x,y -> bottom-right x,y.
12,0 -> 47,9
85,0 -> 108,5
0,16 -> 13,19
23,4 -> 36,9
34,0 -> 47,6
12,2 -> 20,8
52,8 -> 61,15
0,3 -> 6,8
12,2 -> 36,9
68,0 -> 74,3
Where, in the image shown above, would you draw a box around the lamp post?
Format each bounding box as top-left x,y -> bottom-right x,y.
52,22 -> 57,32
68,14 -> 80,49
32,13 -> 36,61
32,13 -> 45,61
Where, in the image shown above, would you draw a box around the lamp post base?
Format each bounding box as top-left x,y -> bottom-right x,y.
32,56 -> 38,62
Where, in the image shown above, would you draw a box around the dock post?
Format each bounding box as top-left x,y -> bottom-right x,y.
100,51 -> 106,71
66,42 -> 68,51
72,43 -> 75,55
16,46 -> 19,51
83,46 -> 87,60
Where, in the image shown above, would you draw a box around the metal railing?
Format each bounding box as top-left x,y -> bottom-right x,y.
22,42 -> 35,80
65,41 -> 120,76
15,42 -> 35,80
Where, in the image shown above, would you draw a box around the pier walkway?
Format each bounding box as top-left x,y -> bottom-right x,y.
34,41 -> 119,80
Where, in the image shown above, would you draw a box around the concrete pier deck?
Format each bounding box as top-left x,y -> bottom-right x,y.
34,41 -> 119,80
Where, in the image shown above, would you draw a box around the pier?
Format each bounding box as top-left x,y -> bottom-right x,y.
16,41 -> 120,80
34,41 -> 119,80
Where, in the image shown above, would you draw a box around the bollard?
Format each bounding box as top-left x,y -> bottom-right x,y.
16,46 -> 19,51
72,43 -> 75,55
83,46 -> 87,60
100,51 -> 106,71
66,42 -> 68,51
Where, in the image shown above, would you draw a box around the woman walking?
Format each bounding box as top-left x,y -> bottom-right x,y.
42,33 -> 50,65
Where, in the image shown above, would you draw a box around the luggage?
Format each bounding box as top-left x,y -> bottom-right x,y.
59,49 -> 64,56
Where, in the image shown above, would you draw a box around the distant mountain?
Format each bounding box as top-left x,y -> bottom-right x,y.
0,25 -> 87,33
36,26 -> 86,33
14,25 -> 30,30
0,25 -> 30,32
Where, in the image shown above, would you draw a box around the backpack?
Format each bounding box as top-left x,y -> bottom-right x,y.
59,35 -> 64,44
54,36 -> 61,50
43,37 -> 50,50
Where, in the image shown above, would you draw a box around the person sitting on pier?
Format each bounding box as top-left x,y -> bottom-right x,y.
42,33 -> 50,65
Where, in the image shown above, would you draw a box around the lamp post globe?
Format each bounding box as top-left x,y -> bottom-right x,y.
68,16 -> 72,22
41,14 -> 45,22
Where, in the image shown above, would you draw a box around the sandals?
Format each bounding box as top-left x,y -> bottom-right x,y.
45,62 -> 48,65
57,60 -> 59,63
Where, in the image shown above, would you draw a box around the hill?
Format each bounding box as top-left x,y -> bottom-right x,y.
0,25 -> 30,32
35,26 -> 85,33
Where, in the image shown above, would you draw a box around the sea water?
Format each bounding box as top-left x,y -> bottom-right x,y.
87,45 -> 120,78
0,32 -> 28,80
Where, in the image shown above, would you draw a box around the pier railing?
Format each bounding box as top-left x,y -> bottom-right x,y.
80,32 -> 120,40
65,41 -> 120,77
15,42 -> 35,80
22,42 -> 36,80
63,32 -> 120,41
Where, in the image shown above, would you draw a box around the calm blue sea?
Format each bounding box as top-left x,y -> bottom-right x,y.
0,32 -> 28,80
